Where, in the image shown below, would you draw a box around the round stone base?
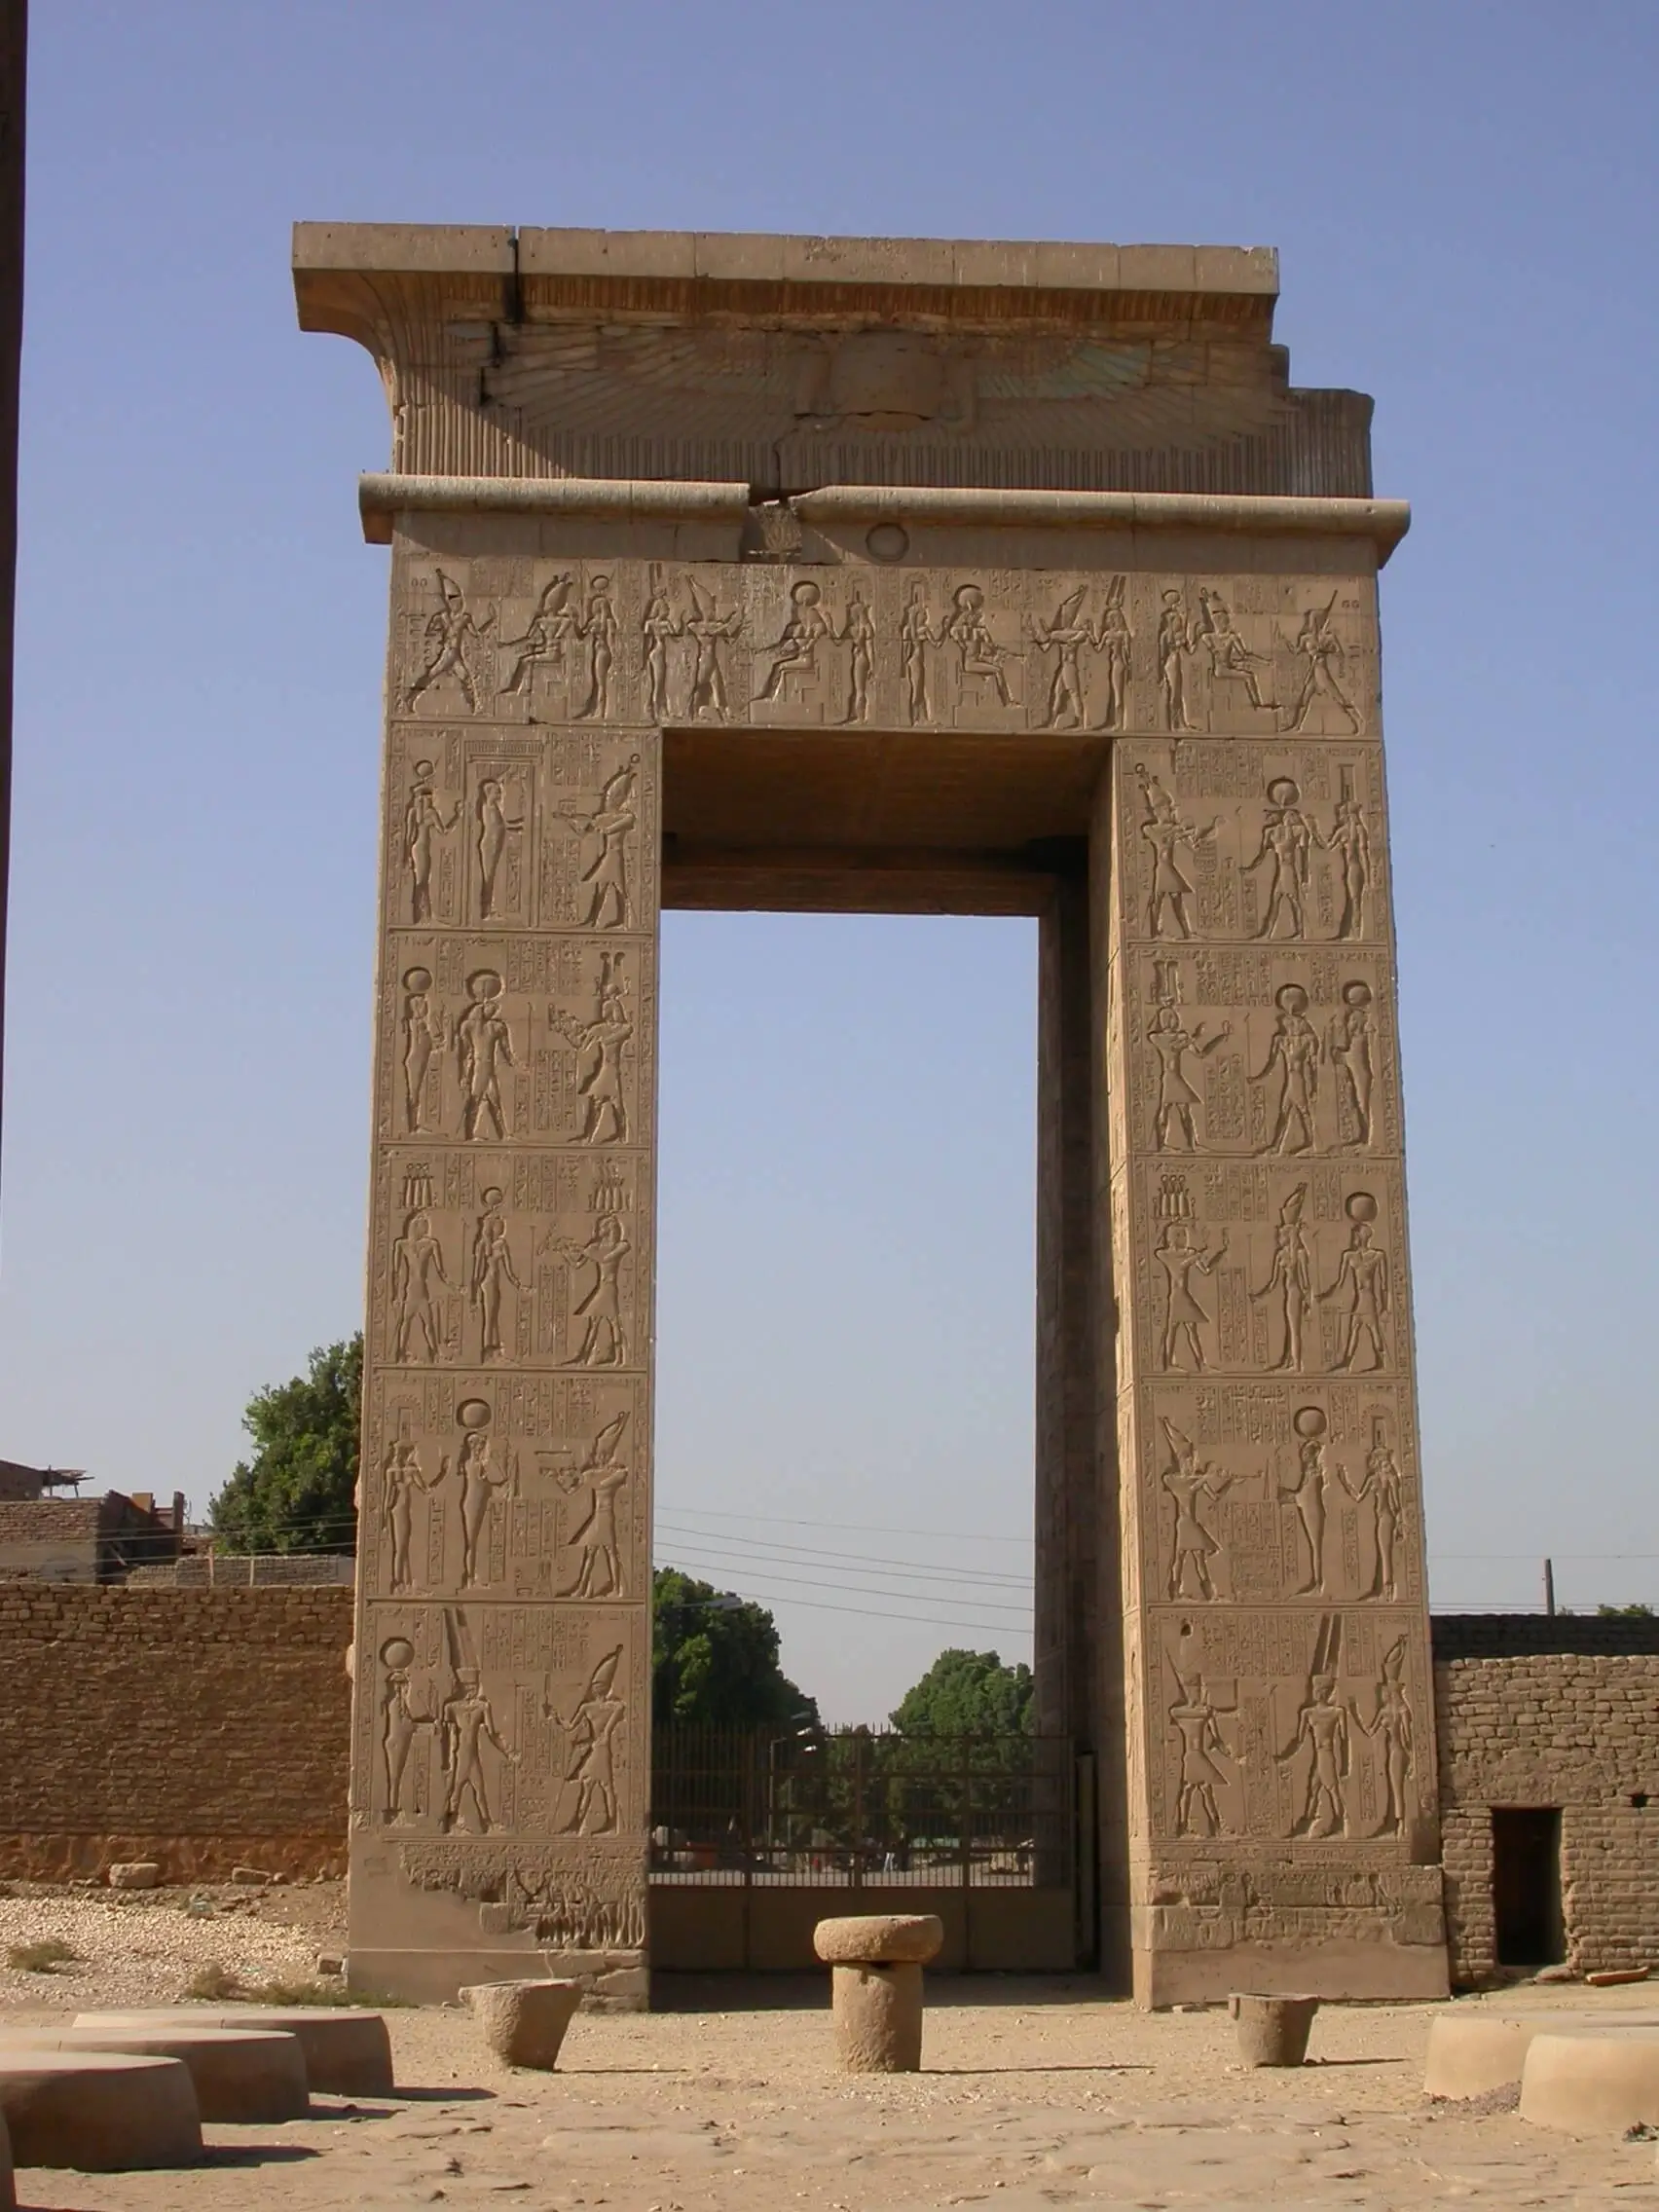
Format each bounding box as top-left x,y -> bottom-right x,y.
831,1961 -> 925,2073
75,2007 -> 392,2097
1521,2029 -> 1659,2133
9,2029 -> 307,2123
0,2050 -> 202,2171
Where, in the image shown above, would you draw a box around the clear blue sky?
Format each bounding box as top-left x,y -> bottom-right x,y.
3,1 -> 1656,1720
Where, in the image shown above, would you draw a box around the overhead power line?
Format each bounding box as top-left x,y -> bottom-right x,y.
654,1519 -> 1031,1587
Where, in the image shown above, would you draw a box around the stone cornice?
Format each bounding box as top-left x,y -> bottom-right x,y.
358,472 -> 1409,562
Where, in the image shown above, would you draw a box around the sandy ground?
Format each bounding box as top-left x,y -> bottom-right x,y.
2,1894 -> 1657,2209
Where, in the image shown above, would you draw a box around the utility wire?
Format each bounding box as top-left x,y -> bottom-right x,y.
654,1520 -> 1031,1587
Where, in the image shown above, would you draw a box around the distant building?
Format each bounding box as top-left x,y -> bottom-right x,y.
0,1466 -> 186,1582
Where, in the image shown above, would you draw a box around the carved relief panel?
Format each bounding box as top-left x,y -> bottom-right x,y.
389,557 -> 1380,741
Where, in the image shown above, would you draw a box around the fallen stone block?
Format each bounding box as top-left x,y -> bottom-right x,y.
229,1866 -> 274,1887
815,1914 -> 943,2074
1521,2028 -> 1659,2133
0,2050 -> 202,2170
6,2028 -> 307,2123
75,2007 -> 393,2097
106,1862 -> 161,1892
461,1978 -> 581,2069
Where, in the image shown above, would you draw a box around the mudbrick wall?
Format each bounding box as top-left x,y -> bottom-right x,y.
1432,1615 -> 1659,1986
0,1584 -> 352,1880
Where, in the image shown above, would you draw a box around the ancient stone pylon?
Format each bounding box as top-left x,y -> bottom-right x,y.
298,226 -> 1448,2005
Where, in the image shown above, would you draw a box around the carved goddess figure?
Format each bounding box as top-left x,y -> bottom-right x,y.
641,589 -> 677,722
1280,1423 -> 1329,1594
1328,978 -> 1376,1147
1338,1433 -> 1406,1599
842,588 -> 875,723
380,1643 -> 434,1821
384,1442 -> 438,1594
1355,1639 -> 1414,1833
1324,797 -> 1373,940
576,574 -> 618,719
469,1192 -> 522,1363
1157,590 -> 1197,731
445,1419 -> 517,1591
1093,576 -> 1132,730
900,582 -> 937,723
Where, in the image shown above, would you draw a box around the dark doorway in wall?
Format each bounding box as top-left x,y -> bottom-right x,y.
1492,1807 -> 1565,1966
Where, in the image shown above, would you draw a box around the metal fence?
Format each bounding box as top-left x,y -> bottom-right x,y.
649,1727 -> 1073,1891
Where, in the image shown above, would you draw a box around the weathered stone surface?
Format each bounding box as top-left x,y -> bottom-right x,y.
1230,1992 -> 1318,2066
0,2049 -> 202,2170
1419,2009 -> 1659,2099
462,1978 -> 581,2069
830,1962 -> 925,2074
75,2009 -> 391,2097
814,1914 -> 944,1966
8,2029 -> 307,2123
1520,2028 -> 1659,2133
106,1862 -> 160,1891
297,224 -> 1440,2005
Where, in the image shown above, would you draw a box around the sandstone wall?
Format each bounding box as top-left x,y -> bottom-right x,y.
1432,1616 -> 1659,1985
0,1584 -> 352,1880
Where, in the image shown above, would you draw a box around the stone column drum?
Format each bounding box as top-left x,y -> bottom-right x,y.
298,223 -> 1449,2005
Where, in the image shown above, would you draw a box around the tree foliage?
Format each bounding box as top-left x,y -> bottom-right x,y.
210,1336 -> 362,1554
652,1567 -> 820,1731
890,1647 -> 1035,1736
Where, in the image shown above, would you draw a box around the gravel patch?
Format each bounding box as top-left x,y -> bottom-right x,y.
0,1885 -> 332,2010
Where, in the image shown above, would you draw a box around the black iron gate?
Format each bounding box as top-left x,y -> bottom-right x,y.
648,1727 -> 1081,1971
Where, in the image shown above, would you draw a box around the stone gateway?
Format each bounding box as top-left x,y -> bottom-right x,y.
296,225 -> 1446,2007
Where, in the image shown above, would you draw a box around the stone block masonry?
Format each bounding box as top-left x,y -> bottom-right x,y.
0,1586 -> 351,1880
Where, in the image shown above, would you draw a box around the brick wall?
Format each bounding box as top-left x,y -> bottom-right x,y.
1432,1616 -> 1659,1985
0,1585 -> 352,1880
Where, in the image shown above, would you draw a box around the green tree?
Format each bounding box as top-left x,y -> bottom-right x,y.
210,1335 -> 362,1554
1597,1603 -> 1655,1617
652,1568 -> 820,1730
890,1647 -> 1035,1736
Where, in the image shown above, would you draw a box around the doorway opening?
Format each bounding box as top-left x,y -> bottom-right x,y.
1492,1807 -> 1565,1967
